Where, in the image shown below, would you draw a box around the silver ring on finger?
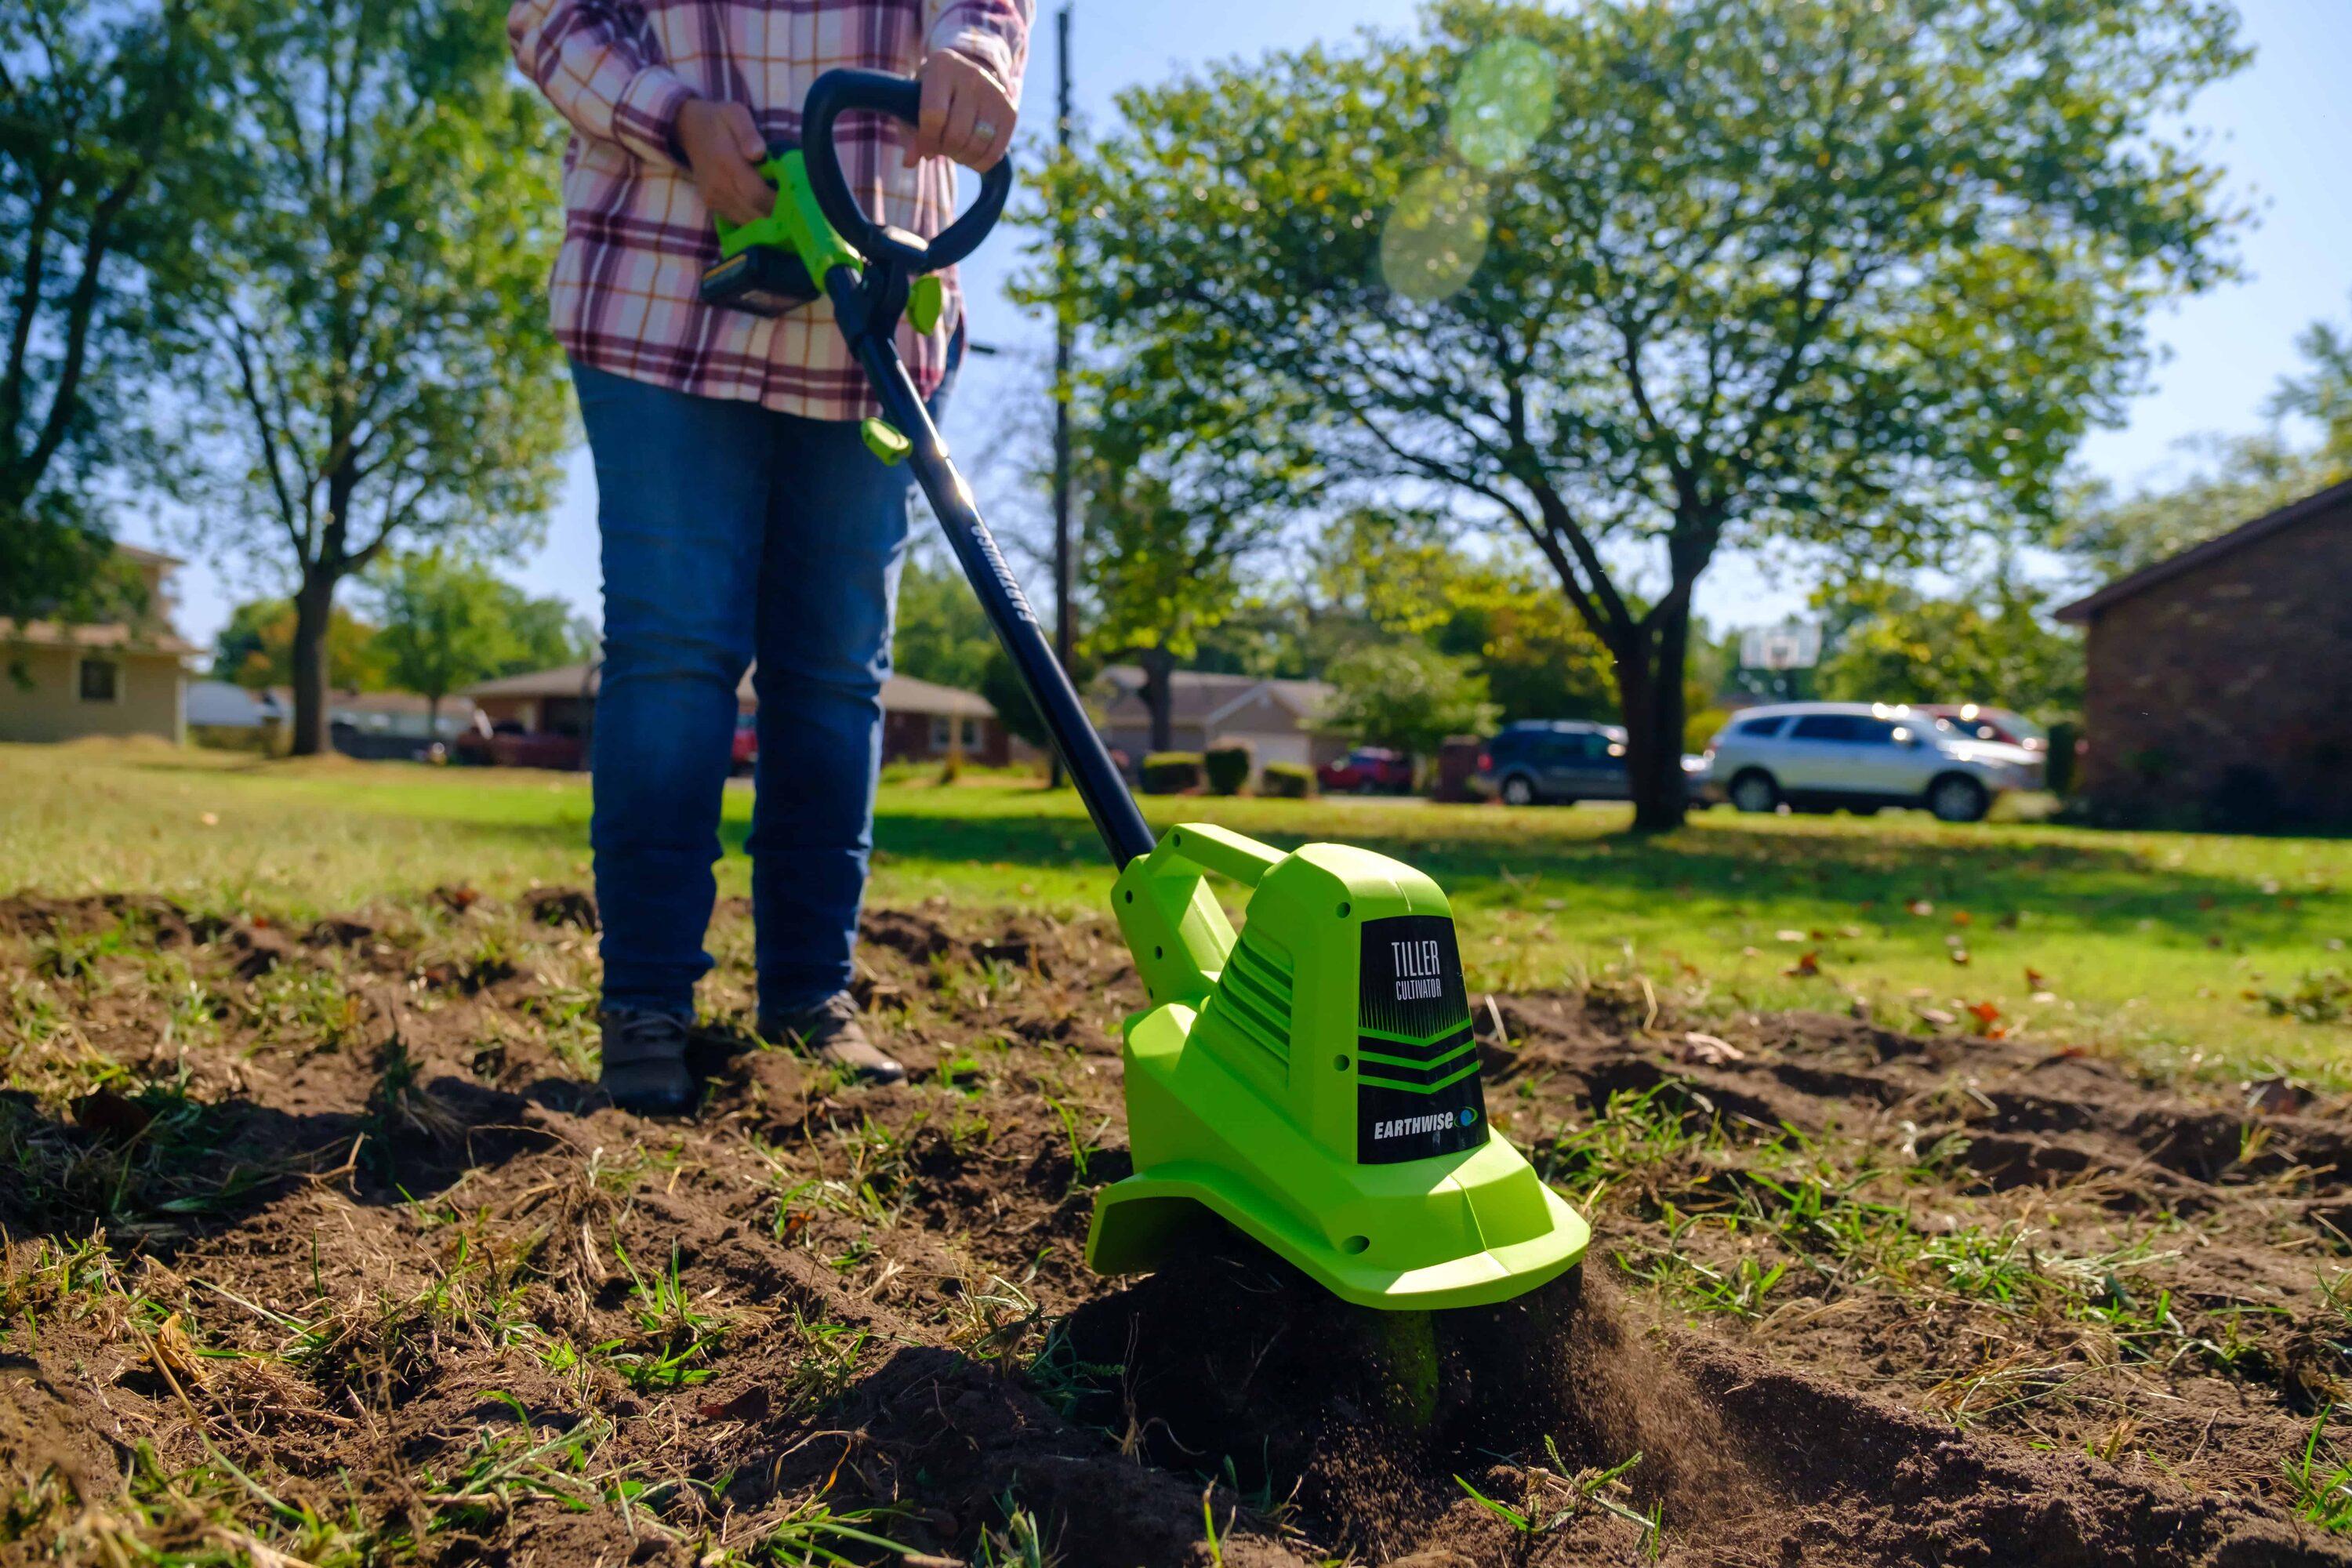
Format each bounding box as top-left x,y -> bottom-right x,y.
972,119 -> 998,143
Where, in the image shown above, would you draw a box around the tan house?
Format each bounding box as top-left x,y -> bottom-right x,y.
1094,666 -> 1346,773
0,544 -> 199,745
459,662 -> 1010,768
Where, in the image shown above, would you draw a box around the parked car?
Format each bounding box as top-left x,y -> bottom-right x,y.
732,713 -> 759,774
1703,702 -> 2042,822
1318,746 -> 1415,794
1917,703 -> 2047,752
452,721 -> 586,771
1472,720 -> 1628,805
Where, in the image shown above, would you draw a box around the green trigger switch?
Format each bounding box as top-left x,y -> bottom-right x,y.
861,418 -> 911,465
908,275 -> 945,334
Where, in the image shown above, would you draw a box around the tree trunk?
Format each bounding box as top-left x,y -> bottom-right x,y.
1618,601 -> 1693,833
1141,646 -> 1174,754
426,691 -> 441,741
289,571 -> 335,757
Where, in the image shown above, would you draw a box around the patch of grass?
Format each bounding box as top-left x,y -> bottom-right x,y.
600,1241 -> 731,1392
2285,1407 -> 2352,1533
8,746 -> 2350,1072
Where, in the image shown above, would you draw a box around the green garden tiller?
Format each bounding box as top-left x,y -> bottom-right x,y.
710,69 -> 1589,1313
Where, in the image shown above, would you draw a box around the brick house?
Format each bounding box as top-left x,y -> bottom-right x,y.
2056,476 -> 2352,827
459,662 -> 1008,768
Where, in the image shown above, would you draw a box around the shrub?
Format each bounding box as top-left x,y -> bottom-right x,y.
1260,761 -> 1314,799
1140,752 -> 1204,794
2043,719 -> 2080,797
1203,742 -> 1254,796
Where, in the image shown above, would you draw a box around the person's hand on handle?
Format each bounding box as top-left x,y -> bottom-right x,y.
678,97 -> 773,227
905,49 -> 1015,172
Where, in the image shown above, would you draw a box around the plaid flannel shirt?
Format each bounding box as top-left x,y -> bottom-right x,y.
509,0 -> 1030,421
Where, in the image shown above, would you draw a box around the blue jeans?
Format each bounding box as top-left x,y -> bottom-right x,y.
572,361 -> 926,1020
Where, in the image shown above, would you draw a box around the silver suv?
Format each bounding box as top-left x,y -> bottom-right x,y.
1704,702 -> 2043,822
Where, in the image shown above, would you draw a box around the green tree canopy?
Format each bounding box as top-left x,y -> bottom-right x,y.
161,0 -> 570,756
1814,577 -> 2083,719
1036,0 -> 2245,827
365,550 -> 586,728
2059,292 -> 2352,582
211,597 -> 390,692
894,550 -> 996,693
1323,641 -> 1499,761
0,0 -> 216,618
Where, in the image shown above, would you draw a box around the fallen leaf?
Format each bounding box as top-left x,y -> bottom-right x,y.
1682,1032 -> 1745,1065
1915,1005 -> 1956,1027
2247,1079 -> 2301,1116
1949,948 -> 1971,966
2024,967 -> 2045,992
1951,910 -> 1973,927
198,811 -> 218,827
1784,950 -> 1821,978
147,1312 -> 212,1391
1965,1000 -> 2002,1033
1907,899 -> 1935,917
695,1385 -> 771,1423
1776,929 -> 1806,943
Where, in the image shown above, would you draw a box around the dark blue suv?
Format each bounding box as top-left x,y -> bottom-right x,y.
1471,720 -> 1629,806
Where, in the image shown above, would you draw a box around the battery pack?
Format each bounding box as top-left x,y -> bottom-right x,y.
699,245 -> 820,318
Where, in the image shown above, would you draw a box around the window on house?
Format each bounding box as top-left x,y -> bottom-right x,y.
78,659 -> 118,703
929,714 -> 952,751
961,717 -> 981,750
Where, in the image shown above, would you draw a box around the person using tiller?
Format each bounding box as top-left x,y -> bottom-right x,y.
507,0 -> 1030,1111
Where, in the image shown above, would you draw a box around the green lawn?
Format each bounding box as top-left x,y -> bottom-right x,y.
4,741 -> 2347,1076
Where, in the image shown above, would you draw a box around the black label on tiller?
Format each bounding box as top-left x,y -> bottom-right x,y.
1356,915 -> 1487,1164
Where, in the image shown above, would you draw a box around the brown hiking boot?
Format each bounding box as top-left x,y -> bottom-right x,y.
597,1008 -> 697,1115
760,992 -> 905,1085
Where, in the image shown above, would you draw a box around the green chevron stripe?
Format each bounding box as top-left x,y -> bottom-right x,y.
1358,1059 -> 1481,1096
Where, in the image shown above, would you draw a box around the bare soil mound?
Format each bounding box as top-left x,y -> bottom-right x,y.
2,887 -> 2349,1566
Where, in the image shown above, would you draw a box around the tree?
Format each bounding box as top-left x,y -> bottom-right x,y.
366,550 -> 521,732
211,596 -> 390,691
162,0 -> 570,756
1041,0 -> 2246,828
1324,641 -> 1499,762
1305,508 -> 1616,721
0,0 -> 216,618
894,550 -> 996,692
1074,445 -> 1287,752
2060,292 -> 2352,581
1814,577 -> 2083,718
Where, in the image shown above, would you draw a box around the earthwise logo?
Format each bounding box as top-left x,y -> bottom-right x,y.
1371,1106 -> 1478,1142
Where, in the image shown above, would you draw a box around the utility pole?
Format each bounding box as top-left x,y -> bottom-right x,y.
1049,0 -> 1074,789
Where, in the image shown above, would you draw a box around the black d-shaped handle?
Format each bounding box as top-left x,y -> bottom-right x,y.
800,67 -> 1013,274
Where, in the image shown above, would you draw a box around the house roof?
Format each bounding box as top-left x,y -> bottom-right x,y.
880,673 -> 996,718
2056,474 -> 2352,623
115,543 -> 185,569
462,662 -> 995,717
0,617 -> 200,657
1095,666 -> 1337,732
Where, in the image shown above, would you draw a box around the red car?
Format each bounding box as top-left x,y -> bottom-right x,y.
1917,704 -> 2046,752
1317,746 -> 1414,794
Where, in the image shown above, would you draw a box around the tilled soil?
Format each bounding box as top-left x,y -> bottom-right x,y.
3,886 -> 2351,1566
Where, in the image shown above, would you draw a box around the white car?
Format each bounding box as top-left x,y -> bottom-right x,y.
1703,702 -> 2043,822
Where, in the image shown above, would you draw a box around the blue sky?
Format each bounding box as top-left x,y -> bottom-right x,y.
140,0 -> 2352,646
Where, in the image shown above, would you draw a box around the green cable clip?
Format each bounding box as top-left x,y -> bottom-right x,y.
908,274 -> 946,335
861,418 -> 912,466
